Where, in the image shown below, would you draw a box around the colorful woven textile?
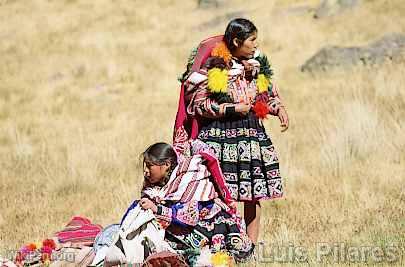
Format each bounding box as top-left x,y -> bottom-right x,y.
132,144 -> 253,264
144,140 -> 233,206
173,35 -> 284,202
55,216 -> 103,247
173,35 -> 225,145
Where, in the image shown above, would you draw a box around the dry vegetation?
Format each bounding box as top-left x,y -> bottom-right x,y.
0,0 -> 404,266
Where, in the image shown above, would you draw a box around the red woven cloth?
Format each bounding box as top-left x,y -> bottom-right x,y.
172,35 -> 235,207
55,216 -> 103,247
173,35 -> 224,142
200,151 -> 234,206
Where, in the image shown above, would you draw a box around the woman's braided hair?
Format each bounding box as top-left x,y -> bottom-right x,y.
141,142 -> 178,188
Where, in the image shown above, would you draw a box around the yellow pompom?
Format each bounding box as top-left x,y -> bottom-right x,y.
211,251 -> 232,267
257,74 -> 270,93
208,68 -> 228,94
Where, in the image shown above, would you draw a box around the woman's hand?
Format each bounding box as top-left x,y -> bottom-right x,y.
139,198 -> 158,213
235,103 -> 251,115
241,60 -> 253,71
278,106 -> 289,132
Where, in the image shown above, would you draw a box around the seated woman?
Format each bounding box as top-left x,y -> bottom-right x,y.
119,141 -> 254,265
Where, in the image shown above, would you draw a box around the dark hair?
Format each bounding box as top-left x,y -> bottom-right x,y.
224,18 -> 257,53
204,56 -> 227,70
142,142 -> 178,167
141,142 -> 178,189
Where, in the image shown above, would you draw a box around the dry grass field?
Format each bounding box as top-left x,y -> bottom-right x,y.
1,0 -> 404,266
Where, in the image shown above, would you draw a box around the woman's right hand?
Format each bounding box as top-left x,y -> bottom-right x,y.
278,106 -> 289,132
139,198 -> 158,213
235,103 -> 251,115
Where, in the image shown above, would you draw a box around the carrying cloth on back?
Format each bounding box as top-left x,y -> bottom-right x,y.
145,140 -> 234,205
173,35 -> 224,147
171,36 -> 234,204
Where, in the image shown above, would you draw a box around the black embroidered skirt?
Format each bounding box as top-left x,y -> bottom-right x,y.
198,111 -> 283,202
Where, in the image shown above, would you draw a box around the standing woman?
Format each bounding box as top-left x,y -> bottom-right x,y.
173,18 -> 289,245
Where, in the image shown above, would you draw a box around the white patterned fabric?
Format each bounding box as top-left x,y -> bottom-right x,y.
101,206 -> 174,265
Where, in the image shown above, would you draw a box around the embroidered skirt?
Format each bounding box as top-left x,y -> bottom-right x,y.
164,202 -> 253,263
121,200 -> 253,263
197,111 -> 283,202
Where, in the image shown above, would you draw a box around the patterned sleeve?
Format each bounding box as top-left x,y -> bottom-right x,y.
186,80 -> 223,119
267,82 -> 284,116
156,201 -> 199,227
185,71 -> 239,118
155,205 -> 173,225
186,80 -> 240,118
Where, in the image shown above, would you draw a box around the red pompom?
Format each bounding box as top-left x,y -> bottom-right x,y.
252,100 -> 270,119
42,239 -> 56,250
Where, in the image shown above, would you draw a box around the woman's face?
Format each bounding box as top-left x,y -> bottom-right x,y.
143,162 -> 169,184
233,31 -> 258,59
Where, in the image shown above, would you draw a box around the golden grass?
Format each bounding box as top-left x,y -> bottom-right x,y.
1,0 -> 404,265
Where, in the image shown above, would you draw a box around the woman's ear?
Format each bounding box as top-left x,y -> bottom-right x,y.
232,38 -> 239,48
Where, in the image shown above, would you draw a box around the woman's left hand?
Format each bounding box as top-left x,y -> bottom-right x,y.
139,198 -> 158,213
278,106 -> 289,132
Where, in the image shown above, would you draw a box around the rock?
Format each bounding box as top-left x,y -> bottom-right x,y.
197,0 -> 221,9
314,0 -> 360,18
196,11 -> 245,31
301,33 -> 405,72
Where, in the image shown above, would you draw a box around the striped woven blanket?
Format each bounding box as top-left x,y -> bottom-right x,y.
55,216 -> 103,247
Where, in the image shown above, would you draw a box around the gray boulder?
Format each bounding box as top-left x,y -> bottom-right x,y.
301,33 -> 405,72
196,11 -> 245,31
314,0 -> 360,18
197,0 -> 221,9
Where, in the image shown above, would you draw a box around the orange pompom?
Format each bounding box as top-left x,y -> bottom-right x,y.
211,41 -> 232,64
27,243 -> 37,251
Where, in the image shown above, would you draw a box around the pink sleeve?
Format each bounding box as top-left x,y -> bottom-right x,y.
186,81 -> 224,118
